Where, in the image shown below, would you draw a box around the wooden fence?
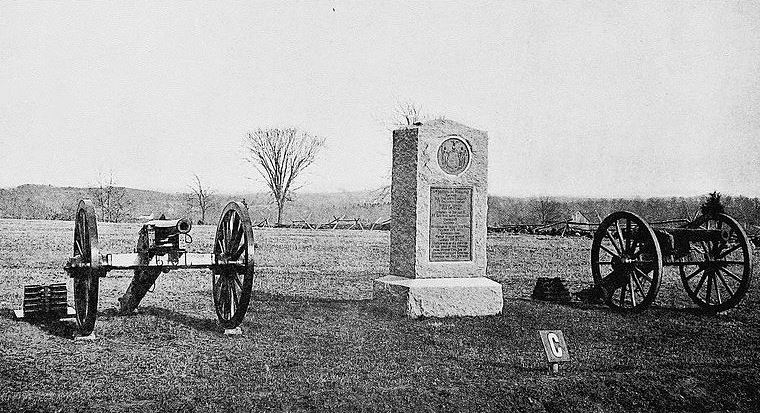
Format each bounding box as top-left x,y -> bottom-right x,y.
251,215 -> 390,231
488,218 -> 692,237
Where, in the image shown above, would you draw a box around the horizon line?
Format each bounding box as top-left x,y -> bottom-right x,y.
1,182 -> 753,200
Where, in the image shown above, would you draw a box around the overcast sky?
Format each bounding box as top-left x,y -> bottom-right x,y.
1,1 -> 759,197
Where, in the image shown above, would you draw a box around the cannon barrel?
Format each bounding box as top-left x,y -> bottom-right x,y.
630,227 -> 729,244
662,227 -> 730,243
144,218 -> 192,235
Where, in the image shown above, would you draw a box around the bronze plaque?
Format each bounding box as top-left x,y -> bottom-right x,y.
429,187 -> 472,261
437,136 -> 470,175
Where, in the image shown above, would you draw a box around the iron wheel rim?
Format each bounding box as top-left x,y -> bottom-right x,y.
72,200 -> 100,335
591,211 -> 663,312
212,201 -> 255,329
678,213 -> 753,313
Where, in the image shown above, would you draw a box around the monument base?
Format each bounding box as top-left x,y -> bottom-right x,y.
373,275 -> 503,318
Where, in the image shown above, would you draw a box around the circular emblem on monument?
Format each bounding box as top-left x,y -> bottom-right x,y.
437,136 -> 470,175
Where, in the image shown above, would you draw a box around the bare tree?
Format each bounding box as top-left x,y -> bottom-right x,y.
382,100 -> 446,132
531,197 -> 565,224
243,128 -> 325,226
90,171 -> 130,222
373,100 -> 447,198
393,100 -> 424,127
187,174 -> 216,224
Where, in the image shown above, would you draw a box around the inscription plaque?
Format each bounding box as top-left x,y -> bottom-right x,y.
429,187 -> 472,261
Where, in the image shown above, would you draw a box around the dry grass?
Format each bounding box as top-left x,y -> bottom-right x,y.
0,219 -> 759,412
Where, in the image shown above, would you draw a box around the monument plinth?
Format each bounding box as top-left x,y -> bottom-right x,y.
373,119 -> 503,318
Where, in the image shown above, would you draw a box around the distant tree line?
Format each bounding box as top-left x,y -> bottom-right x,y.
487,195 -> 760,229
1,186 -> 759,234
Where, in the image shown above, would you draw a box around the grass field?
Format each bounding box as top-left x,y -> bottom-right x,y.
1,219 -> 759,412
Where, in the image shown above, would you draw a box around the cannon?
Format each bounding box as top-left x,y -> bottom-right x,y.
136,217 -> 193,254
590,211 -> 753,313
64,199 -> 255,336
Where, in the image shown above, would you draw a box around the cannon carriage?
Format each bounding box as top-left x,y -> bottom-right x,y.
590,210 -> 753,313
65,199 -> 255,336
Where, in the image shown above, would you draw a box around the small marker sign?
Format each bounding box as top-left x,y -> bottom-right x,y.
538,330 -> 569,374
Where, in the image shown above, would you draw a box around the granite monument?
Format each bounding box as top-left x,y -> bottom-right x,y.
373,119 -> 504,317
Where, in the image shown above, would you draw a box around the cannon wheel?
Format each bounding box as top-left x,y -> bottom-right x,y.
678,213 -> 753,313
72,200 -> 101,336
212,201 -> 255,329
591,211 -> 663,312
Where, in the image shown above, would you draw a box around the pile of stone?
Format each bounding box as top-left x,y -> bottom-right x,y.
573,285 -> 604,304
531,277 -> 571,303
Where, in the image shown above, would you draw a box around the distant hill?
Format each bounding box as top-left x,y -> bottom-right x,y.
1,184 -> 758,231
0,184 -> 391,225
0,184 -> 187,221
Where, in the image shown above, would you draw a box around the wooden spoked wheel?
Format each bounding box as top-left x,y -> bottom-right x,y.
72,199 -> 101,335
678,213 -> 753,313
212,201 -> 255,329
591,211 -> 663,312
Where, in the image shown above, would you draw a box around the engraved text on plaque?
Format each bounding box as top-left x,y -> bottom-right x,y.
429,187 -> 472,261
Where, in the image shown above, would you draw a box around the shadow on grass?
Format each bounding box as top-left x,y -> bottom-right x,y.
37,319 -> 78,338
1,307 -> 79,338
137,305 -> 221,334
0,308 -> 15,320
648,305 -> 716,316
531,296 -> 719,318
514,297 -> 605,311
251,290 -> 371,304
99,307 -> 120,317
250,291 -> 402,320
